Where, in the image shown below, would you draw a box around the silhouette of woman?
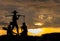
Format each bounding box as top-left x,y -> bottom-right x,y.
21,22 -> 27,36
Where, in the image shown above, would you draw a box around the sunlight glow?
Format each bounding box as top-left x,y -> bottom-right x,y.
1,27 -> 60,36
28,28 -> 42,34
34,22 -> 44,26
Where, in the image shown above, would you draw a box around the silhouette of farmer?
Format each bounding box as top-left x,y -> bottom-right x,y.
11,10 -> 20,35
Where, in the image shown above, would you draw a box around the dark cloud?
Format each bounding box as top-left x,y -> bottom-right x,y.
8,0 -> 49,2
38,0 -> 49,2
0,16 -> 4,20
0,5 -> 18,12
0,0 -> 60,28
53,8 -> 60,14
53,0 -> 60,3
53,17 -> 60,24
41,16 -> 60,27
0,21 -> 8,25
17,0 -> 60,3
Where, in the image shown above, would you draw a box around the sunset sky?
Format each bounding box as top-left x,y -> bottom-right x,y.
0,0 -> 60,36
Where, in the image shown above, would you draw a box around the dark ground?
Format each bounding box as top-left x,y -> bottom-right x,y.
0,33 -> 60,41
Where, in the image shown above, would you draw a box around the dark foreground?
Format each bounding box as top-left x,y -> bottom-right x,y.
0,33 -> 60,41
0,35 -> 40,41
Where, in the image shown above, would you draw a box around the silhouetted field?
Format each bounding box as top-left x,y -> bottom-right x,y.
0,35 -> 40,41
37,33 -> 60,41
0,33 -> 60,41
